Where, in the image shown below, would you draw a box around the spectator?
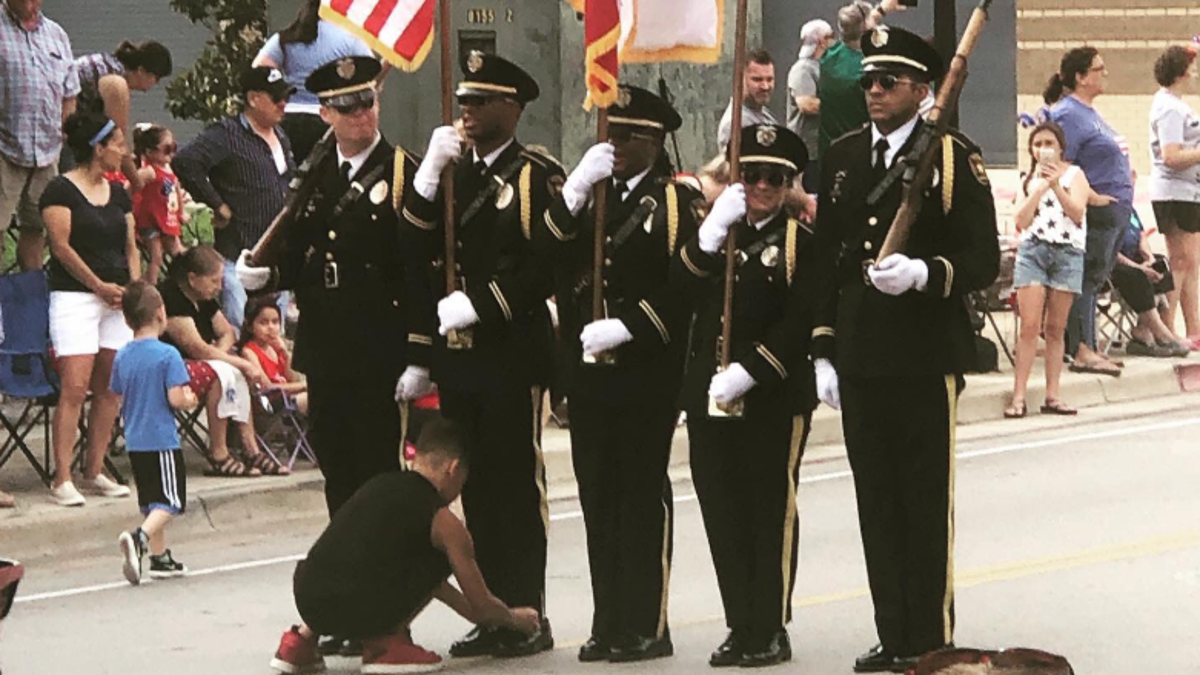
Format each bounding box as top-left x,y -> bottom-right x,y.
1110,210 -> 1190,357
1149,45 -> 1200,347
72,40 -> 173,190
236,294 -> 308,414
717,49 -> 778,150
175,67 -> 296,332
817,1 -> 871,159
160,245 -> 288,477
787,19 -> 833,192
1047,47 -> 1134,377
132,124 -> 187,286
40,112 -> 138,507
1006,122 -> 1090,419
253,0 -> 374,164
0,0 -> 80,272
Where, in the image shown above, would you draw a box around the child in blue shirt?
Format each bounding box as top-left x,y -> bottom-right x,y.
111,281 -> 198,585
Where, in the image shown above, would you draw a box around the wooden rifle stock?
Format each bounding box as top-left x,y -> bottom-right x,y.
876,0 -> 993,261
250,127 -> 336,267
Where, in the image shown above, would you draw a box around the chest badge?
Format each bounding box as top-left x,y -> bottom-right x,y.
760,245 -> 780,268
369,180 -> 389,205
495,182 -> 515,210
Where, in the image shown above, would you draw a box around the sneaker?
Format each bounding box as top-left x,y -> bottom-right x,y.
361,634 -> 443,674
117,529 -> 146,586
78,474 -> 131,498
148,549 -> 188,578
270,626 -> 327,674
49,481 -> 86,507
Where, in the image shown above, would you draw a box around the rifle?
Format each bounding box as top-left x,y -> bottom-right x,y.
250,127 -> 337,267
872,0 -> 994,262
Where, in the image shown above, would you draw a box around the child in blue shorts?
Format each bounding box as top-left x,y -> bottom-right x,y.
111,281 -> 199,585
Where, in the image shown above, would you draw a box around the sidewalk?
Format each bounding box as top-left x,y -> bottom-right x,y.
3,312 -> 1197,562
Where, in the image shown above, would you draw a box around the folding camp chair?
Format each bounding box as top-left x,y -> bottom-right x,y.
254,387 -> 315,471
0,271 -> 57,486
176,404 -> 209,456
1096,279 -> 1137,356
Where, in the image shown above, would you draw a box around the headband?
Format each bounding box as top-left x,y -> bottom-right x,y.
89,120 -> 117,147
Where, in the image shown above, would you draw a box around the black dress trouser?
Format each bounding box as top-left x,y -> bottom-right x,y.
840,373 -> 960,657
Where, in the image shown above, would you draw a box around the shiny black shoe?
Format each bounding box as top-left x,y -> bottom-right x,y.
609,632 -> 674,663
450,625 -> 502,658
853,644 -> 919,673
339,638 -> 362,657
709,631 -> 745,668
495,617 -> 554,658
317,635 -> 346,656
578,636 -> 613,663
739,630 -> 791,668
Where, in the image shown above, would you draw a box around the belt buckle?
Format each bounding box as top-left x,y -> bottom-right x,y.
323,261 -> 340,289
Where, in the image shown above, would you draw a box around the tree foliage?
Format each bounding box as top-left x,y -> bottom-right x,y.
165,0 -> 268,124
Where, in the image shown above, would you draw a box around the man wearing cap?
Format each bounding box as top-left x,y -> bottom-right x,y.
175,66 -> 297,331
538,85 -> 704,663
400,51 -> 564,658
809,25 -> 999,672
672,123 -> 820,668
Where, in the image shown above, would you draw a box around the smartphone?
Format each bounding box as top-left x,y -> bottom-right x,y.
1037,147 -> 1057,164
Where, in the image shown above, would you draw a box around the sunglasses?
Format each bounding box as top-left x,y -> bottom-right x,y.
742,166 -> 791,188
858,73 -> 919,91
333,95 -> 375,116
457,95 -> 492,108
158,143 -> 177,155
0,559 -> 24,621
608,127 -> 659,145
911,648 -> 1074,675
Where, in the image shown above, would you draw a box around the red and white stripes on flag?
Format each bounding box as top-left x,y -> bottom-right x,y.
319,0 -> 436,72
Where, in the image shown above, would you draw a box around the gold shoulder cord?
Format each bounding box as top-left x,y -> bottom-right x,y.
520,162 -> 533,240
941,135 -> 955,215
666,184 -> 680,254
393,148 -> 407,212
786,218 -> 799,286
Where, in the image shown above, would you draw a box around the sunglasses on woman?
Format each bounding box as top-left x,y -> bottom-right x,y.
742,166 -> 792,188
858,73 -> 918,91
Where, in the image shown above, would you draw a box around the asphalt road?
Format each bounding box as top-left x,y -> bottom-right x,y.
3,396 -> 1199,675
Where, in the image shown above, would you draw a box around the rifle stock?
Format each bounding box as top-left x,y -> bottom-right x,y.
250,127 -> 337,267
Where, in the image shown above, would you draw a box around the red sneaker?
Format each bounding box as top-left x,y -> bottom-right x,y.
269,626 -> 326,674
361,634 -> 444,674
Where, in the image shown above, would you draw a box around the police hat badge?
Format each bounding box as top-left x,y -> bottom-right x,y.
467,50 -> 484,73
369,180 -> 389,205
872,27 -> 890,48
495,182 -> 515,210
760,245 -> 780,268
756,125 -> 777,147
336,58 -> 356,80
616,86 -> 633,108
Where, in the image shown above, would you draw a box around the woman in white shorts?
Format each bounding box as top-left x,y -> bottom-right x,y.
39,112 -> 139,506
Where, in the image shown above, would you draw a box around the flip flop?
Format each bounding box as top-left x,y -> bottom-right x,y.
1040,399 -> 1078,416
1004,402 -> 1027,419
1068,361 -> 1121,378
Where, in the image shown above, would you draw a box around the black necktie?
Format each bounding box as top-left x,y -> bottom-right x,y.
340,161 -> 352,183
873,138 -> 890,171
613,180 -> 629,202
474,159 -> 488,177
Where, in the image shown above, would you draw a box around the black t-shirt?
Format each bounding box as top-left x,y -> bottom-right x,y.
160,281 -> 221,353
39,177 -> 132,293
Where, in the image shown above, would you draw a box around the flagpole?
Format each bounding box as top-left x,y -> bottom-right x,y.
590,110 -> 610,325
439,0 -> 457,298
720,0 -> 749,372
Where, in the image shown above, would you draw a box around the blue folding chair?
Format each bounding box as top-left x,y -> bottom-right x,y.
0,271 -> 57,485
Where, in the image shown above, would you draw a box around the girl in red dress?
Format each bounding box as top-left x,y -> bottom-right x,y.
237,295 -> 307,414
132,124 -> 188,285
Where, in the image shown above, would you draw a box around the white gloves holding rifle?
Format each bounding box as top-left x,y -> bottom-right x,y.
709,363 -> 756,404
394,366 -> 433,402
580,318 -> 633,357
563,143 -> 615,215
437,291 -> 480,335
415,126 -> 463,201
698,184 -> 746,254
867,253 -> 929,296
814,358 -> 841,410
236,250 -> 271,291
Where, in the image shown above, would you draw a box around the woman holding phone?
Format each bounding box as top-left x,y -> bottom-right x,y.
1006,121 -> 1091,418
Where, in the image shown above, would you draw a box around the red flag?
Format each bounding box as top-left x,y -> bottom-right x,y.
584,0 -> 621,109
320,0 -> 436,72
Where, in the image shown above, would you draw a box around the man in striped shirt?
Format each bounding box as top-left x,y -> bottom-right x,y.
175,67 -> 296,331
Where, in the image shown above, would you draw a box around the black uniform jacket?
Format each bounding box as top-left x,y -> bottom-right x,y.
674,209 -> 822,416
401,140 -> 565,392
542,170 -> 704,397
811,121 -> 1000,379
277,137 -> 433,382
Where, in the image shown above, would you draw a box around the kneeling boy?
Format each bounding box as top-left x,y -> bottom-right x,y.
270,419 -> 542,674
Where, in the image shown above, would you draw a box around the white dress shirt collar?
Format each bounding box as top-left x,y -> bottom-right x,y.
337,132 -> 383,181
614,167 -> 652,201
473,137 -> 516,169
870,114 -> 921,169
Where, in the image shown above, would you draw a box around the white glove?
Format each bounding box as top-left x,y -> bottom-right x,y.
868,253 -> 929,296
708,363 -> 756,404
562,143 -> 616,215
698,184 -> 746,254
814,358 -> 841,410
414,126 -> 463,201
235,249 -> 271,291
437,291 -> 480,335
580,318 -> 633,357
394,366 -> 433,402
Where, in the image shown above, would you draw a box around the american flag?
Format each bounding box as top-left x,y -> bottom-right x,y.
319,0 -> 436,72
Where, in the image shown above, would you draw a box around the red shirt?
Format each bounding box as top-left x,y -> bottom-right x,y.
133,163 -> 183,236
244,341 -> 289,385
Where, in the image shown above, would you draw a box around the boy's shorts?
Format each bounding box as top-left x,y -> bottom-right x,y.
129,450 -> 187,516
292,559 -> 448,639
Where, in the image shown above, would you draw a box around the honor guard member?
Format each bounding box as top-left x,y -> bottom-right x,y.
809,27 -> 999,673
236,56 -> 433,523
400,51 -> 563,658
673,124 -> 820,668
539,85 -> 703,663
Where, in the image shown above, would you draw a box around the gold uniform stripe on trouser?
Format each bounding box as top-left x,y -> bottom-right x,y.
780,414 -> 807,626
943,374 -> 958,645
656,491 -> 671,639
532,386 -> 550,537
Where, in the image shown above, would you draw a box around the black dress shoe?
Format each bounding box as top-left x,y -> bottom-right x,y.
578,636 -> 612,662
450,625 -> 501,658
317,635 -> 345,656
609,632 -> 674,663
709,631 -> 745,668
495,617 -> 554,658
339,638 -> 362,657
854,644 -> 919,673
740,630 -> 791,668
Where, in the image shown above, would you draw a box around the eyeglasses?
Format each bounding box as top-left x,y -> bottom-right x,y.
858,73 -> 918,91
333,93 -> 375,115
742,166 -> 791,188
0,559 -> 24,621
911,648 -> 1074,675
